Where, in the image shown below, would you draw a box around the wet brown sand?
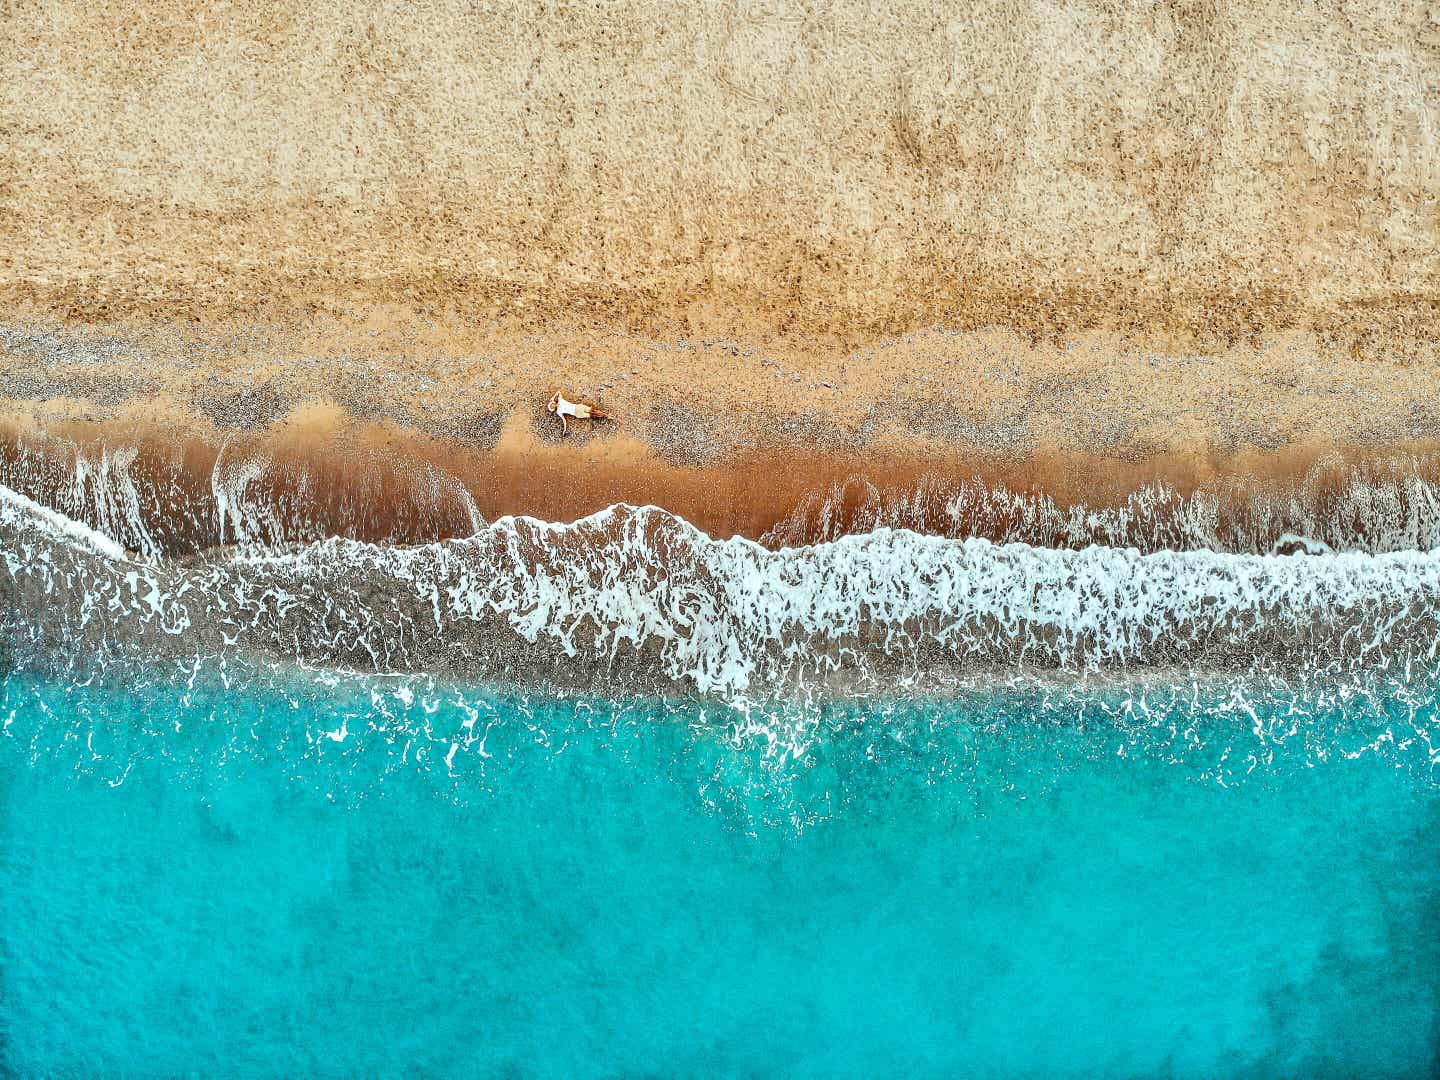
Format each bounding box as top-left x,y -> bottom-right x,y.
6,410 -> 1440,553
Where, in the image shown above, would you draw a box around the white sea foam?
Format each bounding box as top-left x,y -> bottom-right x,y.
4,489 -> 1440,699
0,483 -> 128,562
69,445 -> 161,560
761,467 -> 1440,554
212,442 -> 283,548
0,432 -> 489,557
9,433 -> 1440,559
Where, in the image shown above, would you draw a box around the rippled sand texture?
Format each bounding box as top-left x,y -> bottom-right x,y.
3,1 -> 1437,342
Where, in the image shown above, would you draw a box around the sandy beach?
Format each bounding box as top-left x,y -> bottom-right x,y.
2,0 -> 1437,532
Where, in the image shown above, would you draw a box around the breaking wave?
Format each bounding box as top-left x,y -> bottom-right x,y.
5,479 -> 1440,701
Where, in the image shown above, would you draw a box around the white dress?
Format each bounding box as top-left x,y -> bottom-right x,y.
551,393 -> 595,434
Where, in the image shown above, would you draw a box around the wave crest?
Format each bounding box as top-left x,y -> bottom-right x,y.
5,487 -> 1439,698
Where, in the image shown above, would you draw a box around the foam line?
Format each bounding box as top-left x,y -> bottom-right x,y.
6,493 -> 1439,698
0,483 -> 128,562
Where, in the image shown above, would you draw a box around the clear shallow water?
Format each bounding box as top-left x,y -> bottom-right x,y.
2,671 -> 1437,1077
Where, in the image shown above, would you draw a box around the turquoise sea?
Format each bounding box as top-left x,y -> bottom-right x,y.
2,466 -> 1439,1076
2,670 -> 1436,1077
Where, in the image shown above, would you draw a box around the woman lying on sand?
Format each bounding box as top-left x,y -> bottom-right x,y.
547,391 -> 613,435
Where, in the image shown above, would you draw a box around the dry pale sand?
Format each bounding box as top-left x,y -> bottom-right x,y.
1,1 -> 1438,527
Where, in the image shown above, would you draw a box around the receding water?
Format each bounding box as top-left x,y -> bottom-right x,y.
2,670 -> 1436,1077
